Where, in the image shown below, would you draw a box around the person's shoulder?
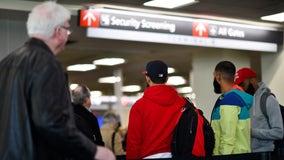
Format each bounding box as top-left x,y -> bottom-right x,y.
130,97 -> 146,112
226,90 -> 252,99
27,42 -> 60,71
134,96 -> 145,104
73,104 -> 87,115
177,96 -> 187,105
222,90 -> 252,106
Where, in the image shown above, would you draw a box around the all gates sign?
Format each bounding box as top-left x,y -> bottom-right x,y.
78,8 -> 283,52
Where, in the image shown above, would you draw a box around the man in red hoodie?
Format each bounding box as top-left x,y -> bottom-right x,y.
126,60 -> 186,159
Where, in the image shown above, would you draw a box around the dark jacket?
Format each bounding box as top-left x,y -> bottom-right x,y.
73,103 -> 105,146
0,38 -> 97,160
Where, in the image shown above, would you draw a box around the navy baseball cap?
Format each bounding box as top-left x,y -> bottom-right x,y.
142,60 -> 168,80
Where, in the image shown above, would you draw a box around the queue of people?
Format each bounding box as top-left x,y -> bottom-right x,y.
0,1 -> 283,160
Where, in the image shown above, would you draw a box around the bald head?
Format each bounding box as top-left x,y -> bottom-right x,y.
71,85 -> 91,108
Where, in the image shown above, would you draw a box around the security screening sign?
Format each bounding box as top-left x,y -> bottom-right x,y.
79,8 -> 283,52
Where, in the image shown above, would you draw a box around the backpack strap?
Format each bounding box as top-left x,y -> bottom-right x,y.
111,131 -> 116,153
260,92 -> 275,128
185,97 -> 196,109
175,97 -> 193,125
260,92 -> 275,117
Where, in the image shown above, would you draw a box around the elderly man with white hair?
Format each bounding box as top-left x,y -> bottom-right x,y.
0,1 -> 115,160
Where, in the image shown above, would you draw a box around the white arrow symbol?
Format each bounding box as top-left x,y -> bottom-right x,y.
195,23 -> 207,36
83,11 -> 97,26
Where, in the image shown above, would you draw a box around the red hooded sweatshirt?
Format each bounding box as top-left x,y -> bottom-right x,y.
126,85 -> 185,159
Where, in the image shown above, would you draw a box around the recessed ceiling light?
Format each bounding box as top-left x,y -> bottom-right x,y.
67,64 -> 96,71
144,0 -> 198,9
167,76 -> 186,85
122,85 -> 141,92
177,86 -> 193,93
93,58 -> 125,66
261,12 -> 284,22
70,83 -> 78,90
90,90 -> 102,97
168,67 -> 175,74
98,76 -> 121,83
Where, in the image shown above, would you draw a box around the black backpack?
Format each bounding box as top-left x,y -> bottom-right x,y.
260,92 -> 284,151
171,97 -> 215,160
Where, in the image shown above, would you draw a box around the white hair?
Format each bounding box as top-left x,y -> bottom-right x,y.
27,1 -> 71,38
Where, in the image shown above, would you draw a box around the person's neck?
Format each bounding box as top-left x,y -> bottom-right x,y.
82,104 -> 90,111
31,35 -> 57,55
222,82 -> 235,93
150,83 -> 165,86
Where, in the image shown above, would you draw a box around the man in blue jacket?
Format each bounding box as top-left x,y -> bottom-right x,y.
211,61 -> 253,155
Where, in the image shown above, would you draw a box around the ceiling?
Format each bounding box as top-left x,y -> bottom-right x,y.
1,0 -> 284,96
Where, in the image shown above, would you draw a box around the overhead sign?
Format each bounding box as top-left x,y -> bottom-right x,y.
79,8 -> 283,52
193,22 -> 209,37
79,9 -> 99,27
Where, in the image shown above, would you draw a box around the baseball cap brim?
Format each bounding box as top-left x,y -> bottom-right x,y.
141,70 -> 146,75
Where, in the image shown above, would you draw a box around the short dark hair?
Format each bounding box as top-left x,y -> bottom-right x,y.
71,84 -> 90,105
214,61 -> 236,83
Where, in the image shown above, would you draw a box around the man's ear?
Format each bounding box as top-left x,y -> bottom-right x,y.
83,97 -> 88,104
215,72 -> 222,82
145,76 -> 151,84
53,27 -> 61,38
165,77 -> 169,83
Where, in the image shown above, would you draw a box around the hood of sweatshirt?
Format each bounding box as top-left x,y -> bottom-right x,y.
143,85 -> 180,106
254,82 -> 271,100
251,82 -> 271,116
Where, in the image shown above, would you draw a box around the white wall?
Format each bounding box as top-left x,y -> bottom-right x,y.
262,37 -> 284,104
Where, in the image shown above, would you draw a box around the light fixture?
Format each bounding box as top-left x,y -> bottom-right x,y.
67,64 -> 96,72
167,76 -> 186,85
98,76 -> 121,83
144,0 -> 198,9
122,85 -> 141,92
261,12 -> 284,22
90,91 -> 102,97
177,86 -> 193,93
70,83 -> 78,90
168,67 -> 175,74
93,58 -> 125,66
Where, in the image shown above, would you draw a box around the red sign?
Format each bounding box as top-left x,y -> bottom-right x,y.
79,9 -> 100,27
192,22 -> 209,37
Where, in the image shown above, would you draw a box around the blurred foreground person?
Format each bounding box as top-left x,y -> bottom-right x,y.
0,2 -> 114,160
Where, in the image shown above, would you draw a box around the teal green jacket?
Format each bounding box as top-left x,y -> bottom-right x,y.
211,89 -> 253,155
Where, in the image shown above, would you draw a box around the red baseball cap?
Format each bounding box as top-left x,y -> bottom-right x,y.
234,67 -> 257,85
